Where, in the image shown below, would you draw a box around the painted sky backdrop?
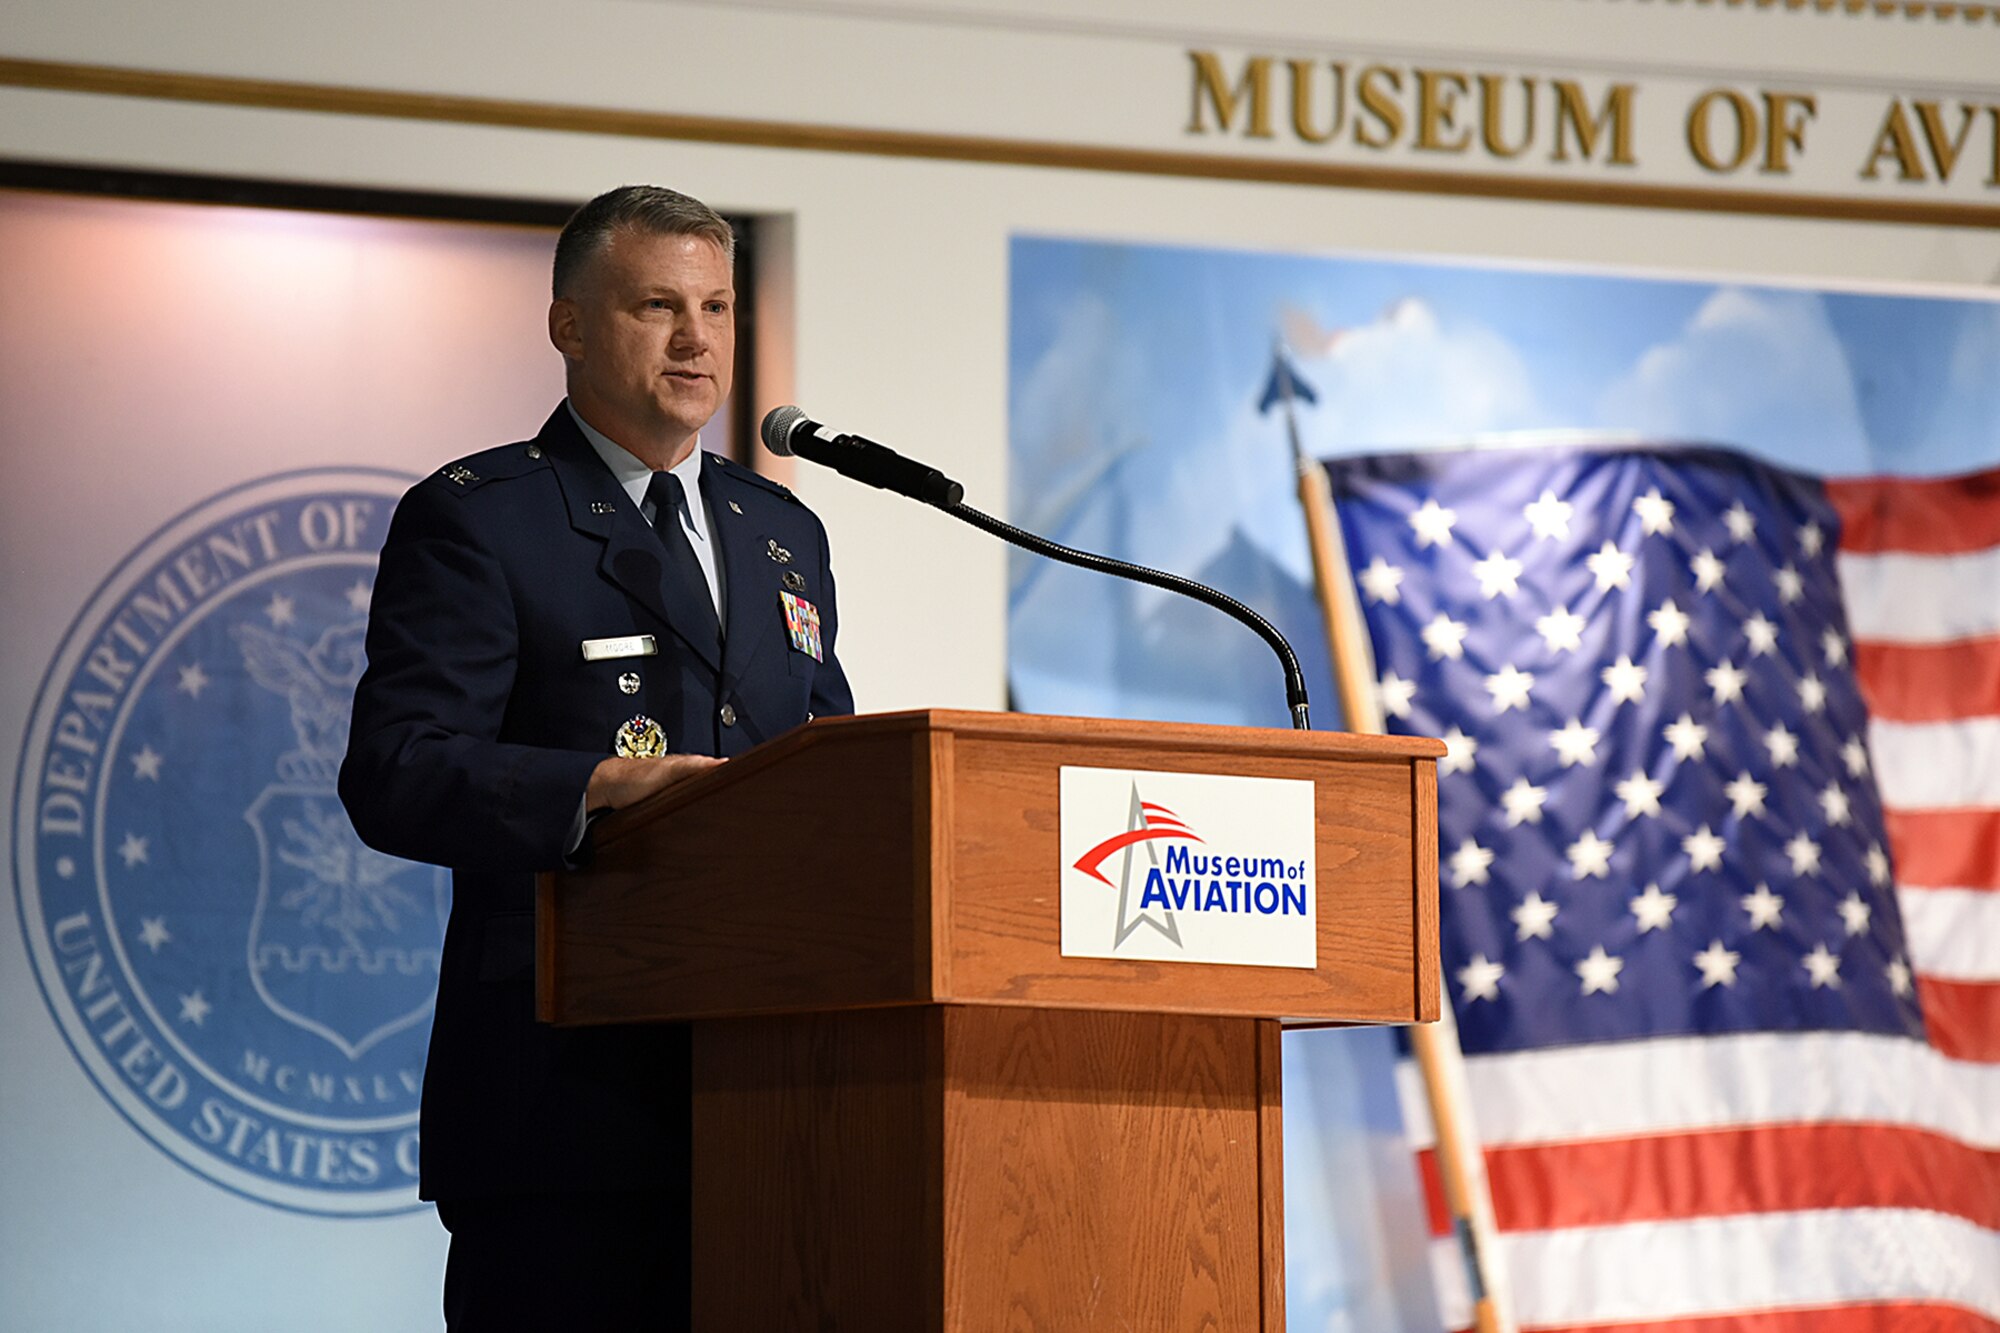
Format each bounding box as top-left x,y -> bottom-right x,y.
1011,237 -> 2000,493
1008,235 -> 2000,730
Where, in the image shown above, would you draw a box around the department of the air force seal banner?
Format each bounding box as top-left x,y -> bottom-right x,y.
1059,765 -> 1318,969
13,469 -> 437,1216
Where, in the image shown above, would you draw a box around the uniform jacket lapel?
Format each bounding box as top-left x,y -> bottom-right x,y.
707,463 -> 781,689
538,406 -> 723,674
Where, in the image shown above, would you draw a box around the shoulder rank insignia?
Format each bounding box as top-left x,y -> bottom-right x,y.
442,464 -> 478,485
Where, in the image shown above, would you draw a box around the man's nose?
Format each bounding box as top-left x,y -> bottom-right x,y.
670,314 -> 708,355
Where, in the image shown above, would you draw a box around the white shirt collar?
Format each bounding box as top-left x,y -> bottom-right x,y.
566,400 -> 724,619
566,400 -> 706,523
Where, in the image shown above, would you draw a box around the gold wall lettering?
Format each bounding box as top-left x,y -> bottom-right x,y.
1191,51 -> 1637,168
1187,49 -> 1999,196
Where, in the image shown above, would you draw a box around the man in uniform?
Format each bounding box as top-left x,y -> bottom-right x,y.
340,185 -> 854,1329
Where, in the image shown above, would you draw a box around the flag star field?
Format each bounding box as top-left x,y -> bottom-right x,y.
1326,446 -> 1923,1056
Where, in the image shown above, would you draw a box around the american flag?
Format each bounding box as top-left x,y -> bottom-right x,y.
1325,445 -> 2000,1332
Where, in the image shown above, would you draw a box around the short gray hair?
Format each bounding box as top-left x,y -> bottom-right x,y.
552,185 -> 735,298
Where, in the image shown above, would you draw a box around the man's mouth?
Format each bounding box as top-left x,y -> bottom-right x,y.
664,370 -> 706,381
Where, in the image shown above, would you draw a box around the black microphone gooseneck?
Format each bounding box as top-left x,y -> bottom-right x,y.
943,501 -> 1313,731
761,406 -> 1313,731
761,405 -> 965,508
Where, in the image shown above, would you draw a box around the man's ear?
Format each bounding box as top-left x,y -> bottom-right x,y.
549,299 -> 583,361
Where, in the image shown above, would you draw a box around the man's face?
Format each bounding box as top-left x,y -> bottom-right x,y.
551,228 -> 735,457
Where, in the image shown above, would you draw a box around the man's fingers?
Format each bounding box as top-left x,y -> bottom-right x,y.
630,754 -> 724,805
587,753 -> 728,812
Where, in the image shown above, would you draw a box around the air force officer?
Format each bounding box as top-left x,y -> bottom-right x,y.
341,185 -> 854,1330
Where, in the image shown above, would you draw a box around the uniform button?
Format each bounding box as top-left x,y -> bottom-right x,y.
618,672 -> 641,695
719,703 -> 738,727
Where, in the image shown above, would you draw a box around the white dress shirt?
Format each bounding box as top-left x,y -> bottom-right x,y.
567,401 -> 726,622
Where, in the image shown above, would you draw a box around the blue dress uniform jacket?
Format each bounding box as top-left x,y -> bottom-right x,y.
339,403 -> 854,1202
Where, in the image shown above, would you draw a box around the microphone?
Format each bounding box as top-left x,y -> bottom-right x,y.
761,406 -> 965,508
759,405 -> 1313,730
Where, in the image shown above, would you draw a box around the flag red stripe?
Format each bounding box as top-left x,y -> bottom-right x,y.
1853,637 -> 2000,724
1442,1124 -> 2000,1232
1918,975 -> 2000,1063
1828,473 -> 2000,556
1883,808 -> 2000,891
1524,1301 -> 2000,1333
1416,1145 -> 1452,1237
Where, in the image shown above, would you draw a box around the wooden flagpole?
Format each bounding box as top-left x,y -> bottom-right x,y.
1274,362 -> 1511,1333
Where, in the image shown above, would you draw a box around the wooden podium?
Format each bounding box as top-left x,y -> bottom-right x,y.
538,710 -> 1442,1331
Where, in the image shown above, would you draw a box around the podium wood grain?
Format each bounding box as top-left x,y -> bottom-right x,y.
539,710 -> 1441,1332
541,710 -> 1441,1026
692,1006 -> 1283,1332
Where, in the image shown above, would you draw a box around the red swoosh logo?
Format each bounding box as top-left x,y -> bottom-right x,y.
1072,825 -> 1204,887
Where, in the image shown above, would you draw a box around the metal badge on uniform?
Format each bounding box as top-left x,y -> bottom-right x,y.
779,590 -> 823,662
581,634 -> 658,661
613,714 -> 667,758
783,570 -> 807,593
767,539 -> 792,565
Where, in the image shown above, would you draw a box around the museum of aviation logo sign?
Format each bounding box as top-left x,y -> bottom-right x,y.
1059,766 -> 1317,969
13,469 -> 440,1216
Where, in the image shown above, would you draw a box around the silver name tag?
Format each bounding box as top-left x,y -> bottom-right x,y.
580,634 -> 658,661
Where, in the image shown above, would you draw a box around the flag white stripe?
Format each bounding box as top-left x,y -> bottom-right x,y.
1838,548 -> 2000,644
1869,716 -> 2000,810
1429,1235 -> 1474,1331
1901,888 -> 2000,983
1462,1031 -> 2000,1149
1395,1053 -> 1439,1151
1501,1209 -> 2000,1328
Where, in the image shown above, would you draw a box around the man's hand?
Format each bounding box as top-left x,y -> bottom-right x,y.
585,754 -> 725,814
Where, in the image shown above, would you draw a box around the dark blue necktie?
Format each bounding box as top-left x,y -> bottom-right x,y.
644,471 -> 721,648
